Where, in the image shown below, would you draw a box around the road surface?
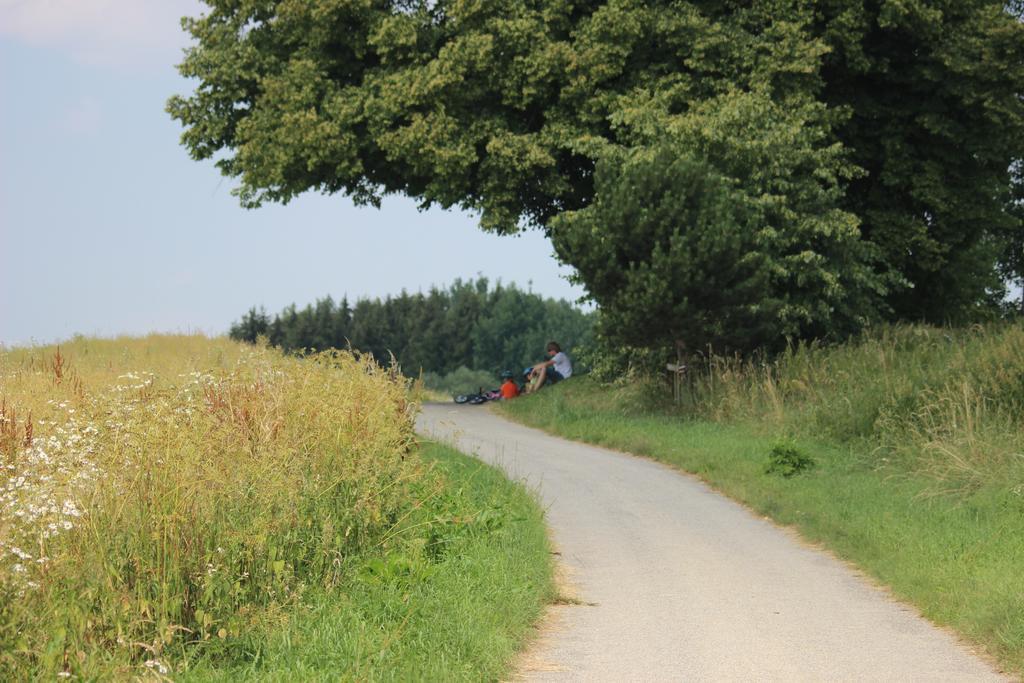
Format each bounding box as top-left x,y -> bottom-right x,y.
417,403 -> 1006,682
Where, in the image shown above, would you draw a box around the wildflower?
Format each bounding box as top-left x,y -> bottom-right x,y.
144,659 -> 170,675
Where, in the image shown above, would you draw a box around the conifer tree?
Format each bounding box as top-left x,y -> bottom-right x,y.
229,279 -> 593,375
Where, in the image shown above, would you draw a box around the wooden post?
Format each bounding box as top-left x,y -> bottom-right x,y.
666,363 -> 686,404
669,339 -> 687,404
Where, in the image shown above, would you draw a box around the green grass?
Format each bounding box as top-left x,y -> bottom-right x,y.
183,442 -> 554,682
676,323 -> 1024,490
0,338 -> 551,680
499,377 -> 1024,676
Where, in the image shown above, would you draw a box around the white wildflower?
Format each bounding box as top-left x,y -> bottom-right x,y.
143,659 -> 170,675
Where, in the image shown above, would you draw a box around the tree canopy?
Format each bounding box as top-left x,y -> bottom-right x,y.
171,1 -> 1024,352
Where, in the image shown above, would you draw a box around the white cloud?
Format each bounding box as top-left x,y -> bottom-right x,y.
0,0 -> 204,69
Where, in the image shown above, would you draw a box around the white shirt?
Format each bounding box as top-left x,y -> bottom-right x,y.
552,351 -> 572,378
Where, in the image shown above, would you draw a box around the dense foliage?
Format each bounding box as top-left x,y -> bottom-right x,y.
1001,162 -> 1024,314
171,1 -> 1024,352
229,278 -> 593,376
554,147 -> 877,352
814,1 -> 1024,319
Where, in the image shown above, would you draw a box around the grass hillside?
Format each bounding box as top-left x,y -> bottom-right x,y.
500,323 -> 1024,674
0,336 -> 551,680
680,323 -> 1024,490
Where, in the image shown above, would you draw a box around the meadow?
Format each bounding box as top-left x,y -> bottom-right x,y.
0,336 -> 551,680
501,323 -> 1024,674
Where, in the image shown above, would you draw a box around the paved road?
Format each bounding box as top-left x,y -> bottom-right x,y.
417,404 -> 1007,682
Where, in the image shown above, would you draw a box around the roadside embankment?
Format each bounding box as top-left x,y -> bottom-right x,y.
0,336 -> 551,680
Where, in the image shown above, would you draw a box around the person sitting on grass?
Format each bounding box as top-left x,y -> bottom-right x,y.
526,341 -> 572,393
500,370 -> 520,399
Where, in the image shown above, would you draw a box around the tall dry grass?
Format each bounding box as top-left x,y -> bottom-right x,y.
0,335 -> 420,678
678,324 -> 1024,490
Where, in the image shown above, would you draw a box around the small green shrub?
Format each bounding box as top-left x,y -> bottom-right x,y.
765,441 -> 816,477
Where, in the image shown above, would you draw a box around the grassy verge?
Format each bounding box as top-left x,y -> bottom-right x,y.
0,336 -> 551,680
498,375 -> 1024,675
185,442 -> 554,682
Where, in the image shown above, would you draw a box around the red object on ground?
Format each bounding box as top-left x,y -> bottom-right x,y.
501,380 -> 520,399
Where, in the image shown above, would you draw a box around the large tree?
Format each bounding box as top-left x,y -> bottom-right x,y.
171,0 -> 1024,346
812,0 -> 1024,319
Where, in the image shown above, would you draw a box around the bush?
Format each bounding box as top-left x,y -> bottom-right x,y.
765,441 -> 816,478
573,336 -> 671,384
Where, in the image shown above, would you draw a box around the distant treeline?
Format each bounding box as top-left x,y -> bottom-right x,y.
229,278 -> 594,377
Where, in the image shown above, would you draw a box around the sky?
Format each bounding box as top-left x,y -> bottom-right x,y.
0,0 -> 584,347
